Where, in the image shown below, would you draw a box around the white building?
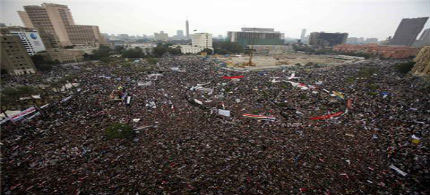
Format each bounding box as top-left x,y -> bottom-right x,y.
192,33 -> 213,48
8,28 -> 46,55
177,33 -> 213,54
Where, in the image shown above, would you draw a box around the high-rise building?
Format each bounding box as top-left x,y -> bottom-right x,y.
413,28 -> 430,47
17,11 -> 34,28
18,3 -> 106,47
186,20 -> 190,39
1,26 -> 46,56
192,33 -> 212,48
300,29 -> 306,42
389,17 -> 428,46
177,30 -> 184,38
0,33 -> 36,75
308,32 -> 348,47
227,27 -> 284,46
154,31 -> 169,41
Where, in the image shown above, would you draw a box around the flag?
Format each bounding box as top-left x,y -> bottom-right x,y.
223,75 -> 244,79
243,114 -> 275,120
310,111 -> 344,120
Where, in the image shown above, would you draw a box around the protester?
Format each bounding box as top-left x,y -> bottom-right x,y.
1,56 -> 428,194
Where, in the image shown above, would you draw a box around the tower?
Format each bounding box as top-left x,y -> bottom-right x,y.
185,19 -> 189,39
300,29 -> 306,42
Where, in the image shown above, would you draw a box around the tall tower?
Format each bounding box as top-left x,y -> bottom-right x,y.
185,19 -> 189,39
300,29 -> 306,42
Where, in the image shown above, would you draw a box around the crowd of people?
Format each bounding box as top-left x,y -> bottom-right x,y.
1,55 -> 429,194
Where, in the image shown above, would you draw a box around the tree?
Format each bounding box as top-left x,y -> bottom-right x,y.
201,48 -> 213,55
122,47 -> 145,58
114,46 -> 125,54
213,40 -> 244,54
105,123 -> 135,139
89,45 -> 112,60
395,62 -> 415,74
31,54 -> 56,72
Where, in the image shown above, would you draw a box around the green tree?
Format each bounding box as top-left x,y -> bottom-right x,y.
122,47 -> 145,58
395,62 -> 415,74
105,123 -> 135,139
213,40 -> 244,54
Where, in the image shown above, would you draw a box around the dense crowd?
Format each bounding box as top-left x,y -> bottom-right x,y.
1,56 -> 429,194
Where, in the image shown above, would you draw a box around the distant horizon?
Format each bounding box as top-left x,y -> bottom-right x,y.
1,0 -> 429,40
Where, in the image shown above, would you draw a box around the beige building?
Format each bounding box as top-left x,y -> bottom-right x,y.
40,49 -> 84,63
154,31 -> 169,41
18,3 -> 106,47
0,34 -> 36,75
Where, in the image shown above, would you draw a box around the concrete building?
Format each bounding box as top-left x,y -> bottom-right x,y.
17,11 -> 34,28
308,32 -> 348,48
1,26 -> 46,56
227,28 -> 284,46
177,30 -> 184,38
413,28 -> 430,47
192,33 -> 212,48
18,3 -> 106,47
365,38 -> 378,44
154,31 -> 168,41
177,33 -> 213,54
333,44 -> 418,59
39,48 -> 84,63
0,33 -> 36,75
389,17 -> 429,46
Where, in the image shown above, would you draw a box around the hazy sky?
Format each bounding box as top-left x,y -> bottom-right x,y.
1,0 -> 429,39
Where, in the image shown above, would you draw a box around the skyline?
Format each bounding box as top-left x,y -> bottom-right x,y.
1,0 -> 429,40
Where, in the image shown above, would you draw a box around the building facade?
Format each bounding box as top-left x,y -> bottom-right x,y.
227,28 -> 284,46
154,31 -> 168,41
333,44 -> 418,59
1,26 -> 46,56
40,48 -> 85,63
413,28 -> 430,47
0,34 -> 36,75
309,32 -> 348,48
389,17 -> 428,46
18,3 -> 106,47
192,33 -> 213,48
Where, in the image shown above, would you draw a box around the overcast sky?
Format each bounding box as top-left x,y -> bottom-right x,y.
1,0 -> 429,40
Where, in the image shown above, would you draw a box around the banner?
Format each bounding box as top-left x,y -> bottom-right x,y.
10,107 -> 36,122
222,75 -> 244,79
309,111 -> 344,120
243,113 -> 276,120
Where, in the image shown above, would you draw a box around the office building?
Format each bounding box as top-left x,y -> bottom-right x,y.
0,33 -> 36,75
413,28 -> 430,47
192,33 -> 212,48
18,3 -> 106,47
154,31 -> 168,41
177,30 -> 184,38
1,26 -> 46,56
308,32 -> 348,47
227,28 -> 284,46
389,17 -> 428,46
40,48 -> 85,63
178,33 -> 213,54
